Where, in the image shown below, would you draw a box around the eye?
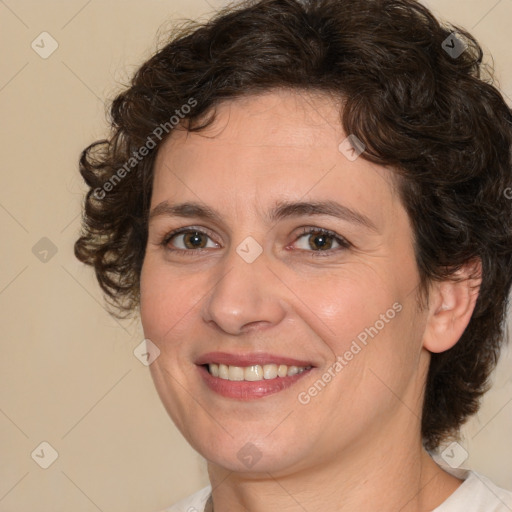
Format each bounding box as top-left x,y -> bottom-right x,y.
162,228 -> 219,253
293,227 -> 351,254
160,226 -> 350,256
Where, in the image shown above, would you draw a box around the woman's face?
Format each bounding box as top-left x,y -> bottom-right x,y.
140,89 -> 431,475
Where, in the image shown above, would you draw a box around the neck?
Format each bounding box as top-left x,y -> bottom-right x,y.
206,432 -> 463,512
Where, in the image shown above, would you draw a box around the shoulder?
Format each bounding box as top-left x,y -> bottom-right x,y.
156,485 -> 212,512
435,471 -> 512,511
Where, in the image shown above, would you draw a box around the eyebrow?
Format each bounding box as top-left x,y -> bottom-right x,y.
148,200 -> 378,231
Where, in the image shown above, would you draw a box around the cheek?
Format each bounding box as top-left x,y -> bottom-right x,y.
296,266 -> 400,352
295,262 -> 422,401
139,257 -> 202,347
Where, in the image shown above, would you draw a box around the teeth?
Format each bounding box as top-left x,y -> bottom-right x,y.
210,364 -> 219,378
287,366 -> 300,376
245,365 -> 263,381
263,363 -> 278,379
219,364 -> 229,379
207,363 -> 310,381
228,365 -> 245,381
277,364 -> 288,377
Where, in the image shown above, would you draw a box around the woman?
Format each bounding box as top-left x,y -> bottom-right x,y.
75,0 -> 512,510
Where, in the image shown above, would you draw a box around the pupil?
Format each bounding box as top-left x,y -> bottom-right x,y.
311,233 -> 331,250
186,232 -> 205,249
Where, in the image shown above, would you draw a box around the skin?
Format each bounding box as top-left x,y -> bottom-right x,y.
140,89 -> 480,511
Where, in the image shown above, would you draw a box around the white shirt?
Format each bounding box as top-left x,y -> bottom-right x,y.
161,470 -> 512,511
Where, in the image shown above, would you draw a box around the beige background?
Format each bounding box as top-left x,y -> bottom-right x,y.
0,0 -> 511,511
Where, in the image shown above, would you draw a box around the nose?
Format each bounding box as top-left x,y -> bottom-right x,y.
201,243 -> 287,336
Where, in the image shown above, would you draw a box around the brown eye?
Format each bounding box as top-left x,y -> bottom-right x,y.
307,232 -> 335,250
163,229 -> 218,251
181,231 -> 207,249
294,227 -> 350,254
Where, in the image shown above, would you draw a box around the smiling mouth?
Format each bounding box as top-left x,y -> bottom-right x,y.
205,363 -> 313,382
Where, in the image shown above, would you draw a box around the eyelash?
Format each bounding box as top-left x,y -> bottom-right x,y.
160,226 -> 351,257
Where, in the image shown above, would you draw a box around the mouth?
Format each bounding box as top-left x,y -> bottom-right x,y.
195,352 -> 315,400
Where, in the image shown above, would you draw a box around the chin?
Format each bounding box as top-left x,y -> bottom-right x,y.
188,426 -> 311,476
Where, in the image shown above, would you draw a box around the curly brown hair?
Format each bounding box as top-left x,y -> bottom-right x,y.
75,0 -> 512,451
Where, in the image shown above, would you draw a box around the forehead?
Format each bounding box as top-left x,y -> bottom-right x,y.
151,89 -> 401,223
161,89 -> 345,160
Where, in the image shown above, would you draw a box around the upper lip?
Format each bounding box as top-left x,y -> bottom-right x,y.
195,352 -> 315,367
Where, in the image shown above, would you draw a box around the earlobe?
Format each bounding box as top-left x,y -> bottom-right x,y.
422,259 -> 482,354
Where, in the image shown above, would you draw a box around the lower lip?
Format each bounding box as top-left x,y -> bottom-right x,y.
198,365 -> 313,400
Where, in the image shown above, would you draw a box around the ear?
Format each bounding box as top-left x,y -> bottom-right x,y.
422,259 -> 482,354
